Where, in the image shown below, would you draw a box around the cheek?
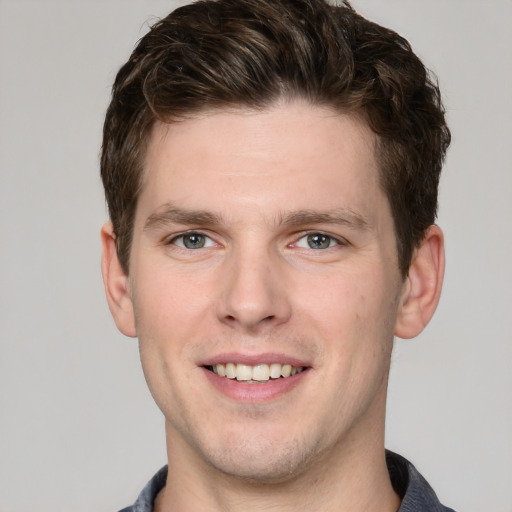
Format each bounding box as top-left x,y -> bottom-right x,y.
133,270 -> 205,405
297,268 -> 397,357
133,266 -> 212,332
295,269 -> 371,327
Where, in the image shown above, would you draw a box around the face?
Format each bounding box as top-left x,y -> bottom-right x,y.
112,102 -> 410,482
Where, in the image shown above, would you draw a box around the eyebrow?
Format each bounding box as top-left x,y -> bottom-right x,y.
144,204 -> 222,231
279,209 -> 370,231
144,204 -> 370,232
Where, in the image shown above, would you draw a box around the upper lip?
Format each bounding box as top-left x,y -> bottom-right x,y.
200,352 -> 311,368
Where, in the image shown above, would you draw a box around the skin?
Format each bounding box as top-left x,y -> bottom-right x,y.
102,100 -> 444,512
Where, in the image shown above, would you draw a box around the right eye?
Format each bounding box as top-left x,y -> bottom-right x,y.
171,232 -> 216,249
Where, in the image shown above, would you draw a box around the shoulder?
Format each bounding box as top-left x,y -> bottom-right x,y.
116,466 -> 168,512
386,451 -> 456,512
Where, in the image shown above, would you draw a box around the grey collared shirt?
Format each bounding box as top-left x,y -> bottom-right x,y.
119,451 -> 455,512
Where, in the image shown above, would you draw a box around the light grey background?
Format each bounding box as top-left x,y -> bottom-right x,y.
0,1 -> 510,511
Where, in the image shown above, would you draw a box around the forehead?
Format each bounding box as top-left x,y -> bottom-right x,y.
138,102 -> 384,225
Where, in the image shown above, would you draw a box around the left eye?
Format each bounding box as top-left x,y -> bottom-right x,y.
295,233 -> 339,250
172,233 -> 216,249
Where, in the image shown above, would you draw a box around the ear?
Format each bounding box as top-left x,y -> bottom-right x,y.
394,225 -> 445,339
101,222 -> 137,337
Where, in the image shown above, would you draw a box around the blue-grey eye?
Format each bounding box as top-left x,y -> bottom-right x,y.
295,233 -> 339,250
174,233 -> 214,249
307,234 -> 332,249
183,234 -> 205,249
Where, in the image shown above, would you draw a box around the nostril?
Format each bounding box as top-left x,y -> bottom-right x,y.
224,314 -> 276,325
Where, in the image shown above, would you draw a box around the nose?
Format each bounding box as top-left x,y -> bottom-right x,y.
216,245 -> 292,333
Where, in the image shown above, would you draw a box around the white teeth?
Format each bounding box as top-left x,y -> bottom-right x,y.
281,364 -> 292,378
225,363 -> 236,379
269,363 -> 282,379
217,364 -> 226,377
212,363 -> 303,381
236,364 -> 252,381
252,364 -> 270,381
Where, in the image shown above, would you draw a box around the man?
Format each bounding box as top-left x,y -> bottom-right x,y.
100,0 -> 453,510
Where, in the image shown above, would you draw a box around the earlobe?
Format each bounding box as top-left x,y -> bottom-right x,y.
101,222 -> 137,337
394,225 -> 445,339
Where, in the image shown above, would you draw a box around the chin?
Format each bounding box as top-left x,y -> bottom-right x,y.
212,453 -> 305,484
200,430 -> 321,484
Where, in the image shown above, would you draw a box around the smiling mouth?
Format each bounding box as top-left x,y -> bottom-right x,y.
205,363 -> 306,382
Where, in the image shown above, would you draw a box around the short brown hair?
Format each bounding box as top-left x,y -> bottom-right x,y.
101,0 -> 450,276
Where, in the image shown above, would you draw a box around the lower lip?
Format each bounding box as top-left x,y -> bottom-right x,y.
202,367 -> 308,403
